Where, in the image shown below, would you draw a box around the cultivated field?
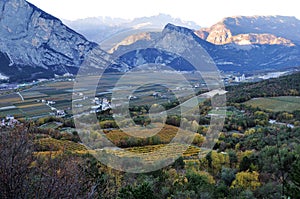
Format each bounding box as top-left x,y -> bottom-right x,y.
244,96 -> 300,112
0,72 -> 207,119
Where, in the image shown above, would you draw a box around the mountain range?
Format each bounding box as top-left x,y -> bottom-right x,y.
63,14 -> 201,44
113,16 -> 300,73
195,15 -> 300,45
0,0 -> 300,82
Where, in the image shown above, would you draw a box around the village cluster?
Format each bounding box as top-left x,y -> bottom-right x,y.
0,115 -> 19,127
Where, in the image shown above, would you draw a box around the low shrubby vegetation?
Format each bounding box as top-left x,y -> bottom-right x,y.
0,72 -> 300,198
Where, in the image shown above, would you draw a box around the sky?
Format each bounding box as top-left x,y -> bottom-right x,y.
26,0 -> 300,27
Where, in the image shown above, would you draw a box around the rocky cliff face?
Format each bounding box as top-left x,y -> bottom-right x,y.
0,0 -> 98,81
196,23 -> 232,45
115,23 -> 300,73
1,3 -> 299,82
228,33 -> 294,46
195,16 -> 300,46
108,32 -> 154,53
113,24 -> 213,72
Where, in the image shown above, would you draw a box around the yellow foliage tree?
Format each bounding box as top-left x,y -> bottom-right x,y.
198,171 -> 215,184
231,170 -> 261,190
254,111 -> 268,126
244,128 -> 256,136
191,120 -> 199,132
238,150 -> 253,163
282,112 -> 293,120
210,151 -> 229,175
192,133 -> 205,146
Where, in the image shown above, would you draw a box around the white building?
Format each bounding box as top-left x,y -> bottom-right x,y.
6,115 -> 14,120
128,95 -> 137,100
101,98 -> 111,111
56,110 -> 65,116
234,74 -> 246,82
47,101 -> 56,105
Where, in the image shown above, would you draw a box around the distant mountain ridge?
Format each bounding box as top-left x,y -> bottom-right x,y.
0,1 -> 300,82
114,22 -> 300,74
195,15 -> 300,45
63,14 -> 201,43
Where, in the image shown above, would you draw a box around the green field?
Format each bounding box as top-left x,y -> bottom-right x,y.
0,73 -> 207,119
0,108 -> 23,118
21,91 -> 48,100
40,122 -> 63,129
244,96 -> 300,112
0,80 -> 75,118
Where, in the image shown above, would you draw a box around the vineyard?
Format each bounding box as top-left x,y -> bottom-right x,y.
35,137 -> 87,152
34,130 -> 203,162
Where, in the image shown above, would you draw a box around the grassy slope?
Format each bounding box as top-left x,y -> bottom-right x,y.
244,96 -> 300,112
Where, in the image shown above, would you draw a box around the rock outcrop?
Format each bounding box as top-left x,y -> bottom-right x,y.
0,0 -> 98,81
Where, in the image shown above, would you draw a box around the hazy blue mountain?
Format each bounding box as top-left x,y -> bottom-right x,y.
115,23 -> 300,74
63,14 -> 201,43
1,1 -> 299,82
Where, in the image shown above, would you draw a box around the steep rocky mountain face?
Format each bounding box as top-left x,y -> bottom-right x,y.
1,2 -> 300,83
113,24 -> 214,72
114,23 -> 300,73
0,0 -> 100,82
63,14 -> 201,44
225,33 -> 294,46
195,16 -> 300,45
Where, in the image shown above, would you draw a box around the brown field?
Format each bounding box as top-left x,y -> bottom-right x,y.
105,124 -> 179,144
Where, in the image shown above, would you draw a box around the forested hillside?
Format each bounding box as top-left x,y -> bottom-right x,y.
0,73 -> 300,198
227,72 -> 300,103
